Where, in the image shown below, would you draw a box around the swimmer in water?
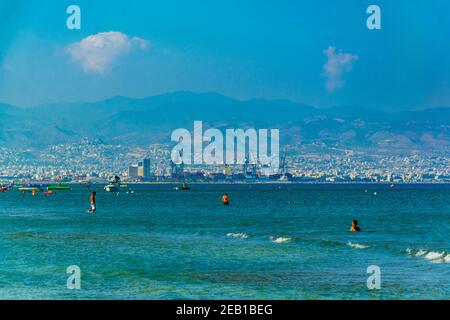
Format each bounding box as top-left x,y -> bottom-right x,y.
222,193 -> 230,205
349,220 -> 361,232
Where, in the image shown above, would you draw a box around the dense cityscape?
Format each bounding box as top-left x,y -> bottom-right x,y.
0,138 -> 449,184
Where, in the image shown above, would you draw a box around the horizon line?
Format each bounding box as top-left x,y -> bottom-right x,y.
1,90 -> 449,113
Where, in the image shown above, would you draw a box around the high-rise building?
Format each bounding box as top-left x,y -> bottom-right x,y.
128,165 -> 139,178
136,161 -> 143,178
128,159 -> 151,180
143,158 -> 151,180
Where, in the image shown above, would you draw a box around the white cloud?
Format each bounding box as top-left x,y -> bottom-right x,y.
66,31 -> 149,75
322,46 -> 358,92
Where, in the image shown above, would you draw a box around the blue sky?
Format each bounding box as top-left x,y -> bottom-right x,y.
0,0 -> 449,110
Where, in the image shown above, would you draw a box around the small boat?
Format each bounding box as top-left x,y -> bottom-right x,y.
19,187 -> 41,196
47,184 -> 72,191
104,176 -> 127,192
175,182 -> 190,191
18,187 -> 41,192
25,183 -> 49,188
175,186 -> 190,191
104,184 -> 119,192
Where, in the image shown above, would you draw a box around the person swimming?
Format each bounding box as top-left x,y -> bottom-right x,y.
222,193 -> 230,205
88,191 -> 96,213
349,220 -> 361,232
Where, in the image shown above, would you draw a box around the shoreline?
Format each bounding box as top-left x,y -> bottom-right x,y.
5,181 -> 450,185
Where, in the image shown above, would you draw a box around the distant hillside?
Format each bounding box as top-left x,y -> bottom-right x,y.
0,91 -> 449,154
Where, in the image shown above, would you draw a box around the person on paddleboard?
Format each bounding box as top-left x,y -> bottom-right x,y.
88,191 -> 96,213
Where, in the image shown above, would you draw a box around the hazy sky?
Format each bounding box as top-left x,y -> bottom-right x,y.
0,0 -> 449,111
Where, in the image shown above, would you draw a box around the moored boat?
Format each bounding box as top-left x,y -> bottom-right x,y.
104,176 -> 127,192
47,184 -> 72,191
175,182 -> 190,191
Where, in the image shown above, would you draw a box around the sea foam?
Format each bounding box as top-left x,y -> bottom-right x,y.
226,233 -> 249,239
347,241 -> 369,249
415,249 -> 428,257
269,236 -> 292,244
424,251 -> 446,261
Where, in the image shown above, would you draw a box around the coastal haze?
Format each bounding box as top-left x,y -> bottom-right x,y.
1,91 -> 449,183
1,91 -> 450,149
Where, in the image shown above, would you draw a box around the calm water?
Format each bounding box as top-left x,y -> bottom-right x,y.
0,184 -> 449,299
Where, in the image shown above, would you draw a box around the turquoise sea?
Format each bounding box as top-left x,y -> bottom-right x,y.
0,183 -> 449,299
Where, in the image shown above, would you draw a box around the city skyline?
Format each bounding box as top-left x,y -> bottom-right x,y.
1,137 -> 449,184
0,1 -> 449,182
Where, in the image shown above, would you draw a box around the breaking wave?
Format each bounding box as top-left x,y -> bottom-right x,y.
269,236 -> 292,244
406,248 -> 449,263
226,233 -> 249,239
347,241 -> 369,249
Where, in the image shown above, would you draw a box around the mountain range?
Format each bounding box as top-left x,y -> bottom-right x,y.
0,91 -> 449,154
